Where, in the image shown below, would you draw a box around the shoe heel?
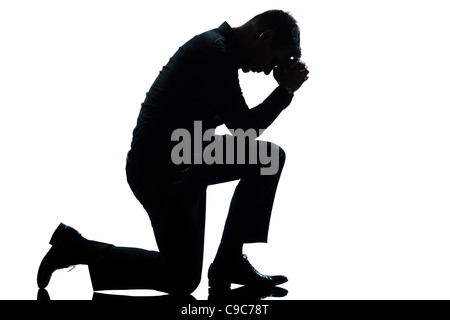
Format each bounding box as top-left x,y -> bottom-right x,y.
49,223 -> 68,245
49,223 -> 83,246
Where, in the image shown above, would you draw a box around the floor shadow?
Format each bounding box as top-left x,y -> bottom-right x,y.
37,289 -> 51,301
37,288 -> 195,302
37,286 -> 287,301
92,291 -> 196,302
208,286 -> 288,300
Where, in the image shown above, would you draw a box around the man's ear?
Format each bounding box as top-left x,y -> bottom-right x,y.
258,30 -> 275,44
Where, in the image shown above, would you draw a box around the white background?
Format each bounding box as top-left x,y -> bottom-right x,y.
1,0 -> 449,300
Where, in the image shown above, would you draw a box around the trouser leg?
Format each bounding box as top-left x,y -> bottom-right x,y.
204,138 -> 286,251
88,247 -> 164,291
88,138 -> 285,293
88,159 -> 207,295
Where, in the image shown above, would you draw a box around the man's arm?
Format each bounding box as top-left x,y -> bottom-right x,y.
213,59 -> 309,134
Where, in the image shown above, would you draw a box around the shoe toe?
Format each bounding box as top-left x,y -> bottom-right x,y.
37,246 -> 72,289
37,248 -> 55,289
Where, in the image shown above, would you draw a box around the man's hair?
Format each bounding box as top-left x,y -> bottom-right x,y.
249,10 -> 301,58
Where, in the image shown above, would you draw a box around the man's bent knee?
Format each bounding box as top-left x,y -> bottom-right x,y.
260,142 -> 286,176
167,271 -> 201,295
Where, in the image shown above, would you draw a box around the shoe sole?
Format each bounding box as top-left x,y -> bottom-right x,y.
49,223 -> 69,246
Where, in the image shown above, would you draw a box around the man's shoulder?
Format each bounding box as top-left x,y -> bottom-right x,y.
191,26 -> 226,50
174,22 -> 238,70
186,22 -> 233,52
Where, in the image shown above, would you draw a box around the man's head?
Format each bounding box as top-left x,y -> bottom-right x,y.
234,10 -> 301,74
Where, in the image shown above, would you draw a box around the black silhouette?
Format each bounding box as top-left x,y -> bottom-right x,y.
37,10 -> 308,297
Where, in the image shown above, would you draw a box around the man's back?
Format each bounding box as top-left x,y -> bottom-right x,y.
130,23 -> 240,160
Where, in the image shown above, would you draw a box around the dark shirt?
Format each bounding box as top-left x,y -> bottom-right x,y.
129,22 -> 293,162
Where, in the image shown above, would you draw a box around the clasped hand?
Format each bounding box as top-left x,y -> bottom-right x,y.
273,59 -> 309,93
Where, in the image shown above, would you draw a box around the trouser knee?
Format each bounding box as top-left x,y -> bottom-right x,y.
167,270 -> 202,295
259,143 -> 286,176
278,145 -> 286,168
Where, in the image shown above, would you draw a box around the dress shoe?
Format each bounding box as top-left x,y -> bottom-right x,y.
37,223 -> 89,289
208,254 -> 288,289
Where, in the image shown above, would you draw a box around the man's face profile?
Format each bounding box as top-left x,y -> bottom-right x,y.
242,30 -> 294,75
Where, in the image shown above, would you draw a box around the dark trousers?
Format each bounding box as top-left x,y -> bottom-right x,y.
88,139 -> 286,294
